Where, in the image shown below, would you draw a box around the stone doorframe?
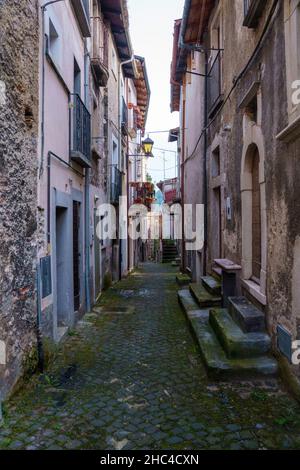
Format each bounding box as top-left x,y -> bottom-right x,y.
241,94 -> 267,306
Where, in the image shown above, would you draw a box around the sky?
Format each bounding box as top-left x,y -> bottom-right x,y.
127,0 -> 185,185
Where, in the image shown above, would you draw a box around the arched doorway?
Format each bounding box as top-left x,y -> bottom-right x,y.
241,137 -> 267,305
251,148 -> 261,283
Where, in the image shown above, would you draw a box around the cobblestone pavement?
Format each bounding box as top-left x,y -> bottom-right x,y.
1,262 -> 300,450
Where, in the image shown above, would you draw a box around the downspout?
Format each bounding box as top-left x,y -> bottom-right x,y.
126,79 -> 130,273
118,55 -> 135,280
179,0 -> 208,274
36,262 -> 44,373
179,0 -> 196,274
181,90 -> 186,273
179,0 -> 204,53
84,38 -> 91,313
203,51 -> 209,276
40,0 -> 66,177
37,0 -> 65,371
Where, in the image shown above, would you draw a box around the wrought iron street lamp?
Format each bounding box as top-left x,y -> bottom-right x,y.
127,137 -> 155,158
142,137 -> 154,157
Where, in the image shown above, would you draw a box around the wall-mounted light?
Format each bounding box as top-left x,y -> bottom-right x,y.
142,137 -> 154,157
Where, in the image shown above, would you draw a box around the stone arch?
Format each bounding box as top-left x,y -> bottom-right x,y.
241,120 -> 267,304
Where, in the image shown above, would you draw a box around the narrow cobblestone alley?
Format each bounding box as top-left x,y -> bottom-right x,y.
1,263 -> 300,450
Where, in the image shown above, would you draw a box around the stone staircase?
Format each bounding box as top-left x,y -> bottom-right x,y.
178,274 -> 277,379
162,240 -> 178,264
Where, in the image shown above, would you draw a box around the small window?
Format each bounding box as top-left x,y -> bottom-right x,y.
74,58 -> 81,96
244,0 -> 251,17
111,49 -> 116,75
212,147 -> 220,177
82,0 -> 89,18
243,0 -> 265,29
245,95 -> 257,123
49,19 -> 61,66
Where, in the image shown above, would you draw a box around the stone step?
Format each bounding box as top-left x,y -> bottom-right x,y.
189,283 -> 222,309
176,274 -> 191,287
162,241 -> 176,247
178,289 -> 200,313
201,275 -> 221,296
212,267 -> 222,280
178,290 -> 278,379
171,261 -> 179,267
228,297 -> 266,333
209,308 -> 271,359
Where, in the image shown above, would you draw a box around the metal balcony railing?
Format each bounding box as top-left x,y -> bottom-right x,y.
110,165 -> 122,204
208,51 -> 223,116
91,17 -> 108,68
70,93 -> 91,168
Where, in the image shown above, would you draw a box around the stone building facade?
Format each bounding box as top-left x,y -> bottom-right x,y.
0,0 -> 39,399
172,0 -> 300,387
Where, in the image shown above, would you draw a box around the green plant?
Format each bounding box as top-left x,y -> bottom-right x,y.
274,416 -> 294,427
68,329 -> 78,337
22,348 -> 39,379
42,337 -> 59,369
103,272 -> 112,290
251,389 -> 268,402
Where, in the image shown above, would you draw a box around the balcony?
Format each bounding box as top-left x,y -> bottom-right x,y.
70,94 -> 91,168
243,0 -> 265,28
91,18 -> 109,87
70,0 -> 91,37
110,165 -> 123,205
130,182 -> 155,210
121,97 -> 128,136
208,51 -> 223,117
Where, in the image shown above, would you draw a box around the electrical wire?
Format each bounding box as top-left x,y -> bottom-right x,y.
284,2 -> 299,23
147,166 -> 177,172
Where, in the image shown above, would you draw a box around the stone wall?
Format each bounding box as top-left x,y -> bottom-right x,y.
0,0 -> 39,399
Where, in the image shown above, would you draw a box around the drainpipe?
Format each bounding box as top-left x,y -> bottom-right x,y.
179,0 -> 197,274
37,0 -> 65,371
126,79 -> 130,274
84,38 -> 91,313
36,262 -> 44,373
203,51 -> 209,276
179,0 -> 205,53
118,56 -> 135,159
181,93 -> 186,273
40,0 -> 66,177
178,0 -> 209,275
118,55 -> 135,280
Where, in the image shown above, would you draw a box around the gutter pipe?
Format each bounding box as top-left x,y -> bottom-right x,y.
40,0 -> 66,177
178,0 -> 209,276
203,52 -> 209,276
84,38 -> 91,313
118,55 -> 135,280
